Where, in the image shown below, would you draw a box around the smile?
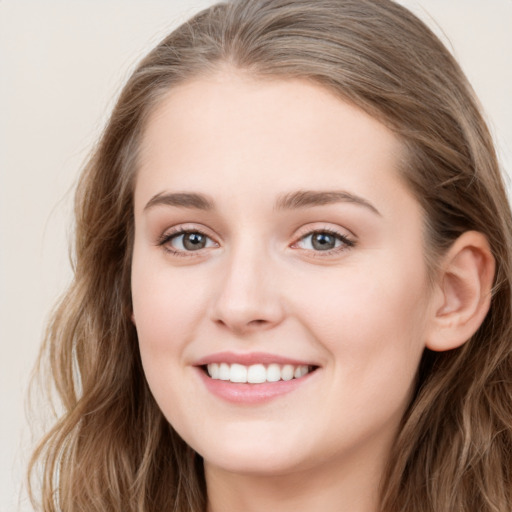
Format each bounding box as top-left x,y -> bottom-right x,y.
206,363 -> 313,383
194,352 -> 320,403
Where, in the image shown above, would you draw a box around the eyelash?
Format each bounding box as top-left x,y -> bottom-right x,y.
157,227 -> 216,257
292,228 -> 355,257
157,227 -> 355,258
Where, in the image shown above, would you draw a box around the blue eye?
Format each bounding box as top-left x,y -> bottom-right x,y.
158,227 -> 353,257
296,230 -> 354,252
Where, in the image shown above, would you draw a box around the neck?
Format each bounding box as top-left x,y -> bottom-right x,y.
205,446 -> 387,512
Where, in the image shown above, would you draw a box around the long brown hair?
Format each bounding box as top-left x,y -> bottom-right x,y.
28,1 -> 512,510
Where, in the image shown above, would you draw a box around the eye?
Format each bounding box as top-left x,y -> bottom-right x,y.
158,229 -> 218,255
294,229 -> 355,253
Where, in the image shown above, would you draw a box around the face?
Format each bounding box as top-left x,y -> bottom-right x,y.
131,71 -> 435,478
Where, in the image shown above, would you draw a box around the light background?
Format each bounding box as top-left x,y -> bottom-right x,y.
1,1 -> 511,510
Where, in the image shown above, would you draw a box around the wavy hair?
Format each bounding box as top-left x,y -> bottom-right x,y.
28,1 -> 512,511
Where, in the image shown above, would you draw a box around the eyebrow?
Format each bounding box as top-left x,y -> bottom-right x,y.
274,190 -> 381,215
144,192 -> 214,211
144,189 -> 381,216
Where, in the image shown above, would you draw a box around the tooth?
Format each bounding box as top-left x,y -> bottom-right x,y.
219,363 -> 230,380
230,363 -> 247,383
281,364 -> 294,381
247,364 -> 266,383
266,364 -> 281,382
208,363 -> 219,379
209,362 -> 312,383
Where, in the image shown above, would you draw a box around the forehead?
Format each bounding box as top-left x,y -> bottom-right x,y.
135,71 -> 410,216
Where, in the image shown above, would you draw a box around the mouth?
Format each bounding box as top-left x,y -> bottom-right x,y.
202,362 -> 318,384
194,352 -> 320,403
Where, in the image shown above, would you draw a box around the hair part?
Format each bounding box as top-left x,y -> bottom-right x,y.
29,1 -> 512,511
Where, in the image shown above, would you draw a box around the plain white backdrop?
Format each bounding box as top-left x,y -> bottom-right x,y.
1,1 -> 510,510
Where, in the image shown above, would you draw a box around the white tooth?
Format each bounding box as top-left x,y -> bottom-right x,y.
208,363 -> 220,379
299,365 -> 309,377
266,364 -> 281,382
247,364 -> 266,383
294,366 -> 302,379
230,363 -> 247,383
219,363 -> 230,381
281,364 -> 294,381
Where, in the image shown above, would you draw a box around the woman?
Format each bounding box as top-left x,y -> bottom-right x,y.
28,1 -> 512,511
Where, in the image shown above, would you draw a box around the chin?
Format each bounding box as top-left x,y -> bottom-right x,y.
202,449 -> 307,477
189,429 -> 313,476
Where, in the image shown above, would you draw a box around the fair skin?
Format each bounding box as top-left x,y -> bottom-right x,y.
131,71 -> 494,512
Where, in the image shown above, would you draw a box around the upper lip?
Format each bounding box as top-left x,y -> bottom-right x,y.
193,351 -> 318,367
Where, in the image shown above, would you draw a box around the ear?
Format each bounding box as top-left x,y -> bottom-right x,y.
426,231 -> 495,352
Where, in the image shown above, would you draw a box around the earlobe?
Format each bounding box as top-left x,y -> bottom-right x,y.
426,231 -> 495,352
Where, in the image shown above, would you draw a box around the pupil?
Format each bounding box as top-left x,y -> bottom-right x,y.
312,233 -> 335,250
183,233 -> 206,250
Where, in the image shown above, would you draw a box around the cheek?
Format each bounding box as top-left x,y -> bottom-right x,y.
131,259 -> 207,426
131,258 -> 212,410
292,256 -> 430,380
132,255 -> 206,340
301,261 -> 426,328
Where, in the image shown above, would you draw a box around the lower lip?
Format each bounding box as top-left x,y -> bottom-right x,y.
196,368 -> 316,404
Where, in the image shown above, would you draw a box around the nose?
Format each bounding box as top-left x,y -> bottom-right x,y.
209,242 -> 285,335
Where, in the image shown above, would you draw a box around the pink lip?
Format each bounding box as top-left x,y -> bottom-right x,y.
194,351 -> 316,367
192,352 -> 319,404
196,368 -> 316,404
